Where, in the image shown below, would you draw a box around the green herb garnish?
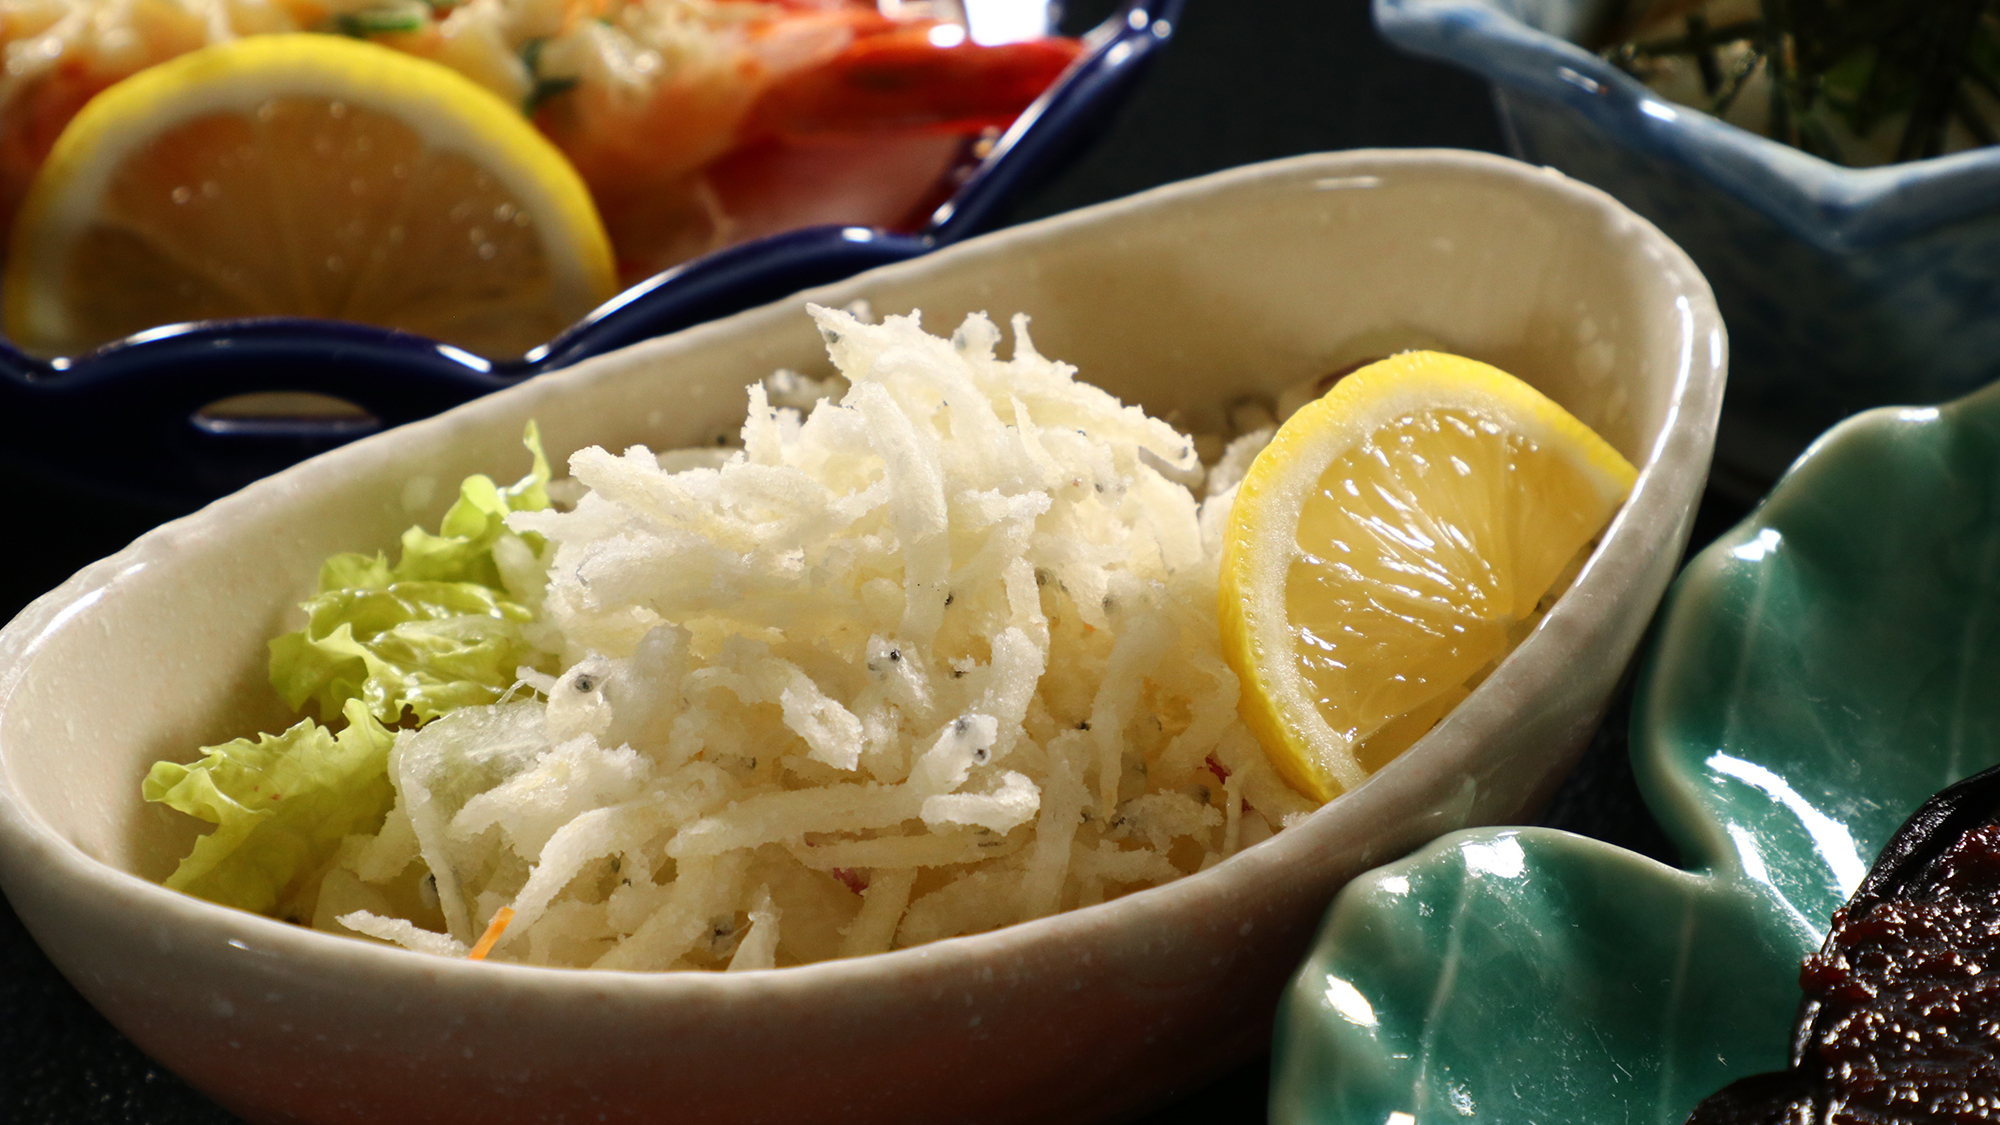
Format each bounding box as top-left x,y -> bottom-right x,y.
518,37 -> 580,115
330,2 -> 429,37
1599,0 -> 2000,164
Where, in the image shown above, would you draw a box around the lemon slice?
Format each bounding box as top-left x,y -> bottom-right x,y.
3,34 -> 616,359
1218,351 -> 1638,804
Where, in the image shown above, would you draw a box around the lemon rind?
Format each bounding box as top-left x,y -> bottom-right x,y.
4,33 -> 615,354
1219,351 -> 1638,804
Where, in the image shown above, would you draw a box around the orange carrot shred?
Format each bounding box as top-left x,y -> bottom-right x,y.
467,907 -> 515,961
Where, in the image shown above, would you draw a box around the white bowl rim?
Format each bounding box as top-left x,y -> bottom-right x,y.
0,148 -> 1727,1005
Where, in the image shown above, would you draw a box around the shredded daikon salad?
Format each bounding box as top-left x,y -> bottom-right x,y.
144,304 -> 1315,971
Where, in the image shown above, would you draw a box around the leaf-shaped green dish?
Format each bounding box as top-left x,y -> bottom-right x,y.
1271,383 -> 2000,1123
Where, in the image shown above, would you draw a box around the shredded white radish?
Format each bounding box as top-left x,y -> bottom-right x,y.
320,305 -> 1315,970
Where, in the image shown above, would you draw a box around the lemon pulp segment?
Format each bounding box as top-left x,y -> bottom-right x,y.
4,34 -> 616,358
1219,351 -> 1637,804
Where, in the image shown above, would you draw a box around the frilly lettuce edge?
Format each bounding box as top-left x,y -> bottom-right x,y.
145,424 -> 556,917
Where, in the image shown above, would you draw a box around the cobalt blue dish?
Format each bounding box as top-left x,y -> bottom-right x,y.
0,0 -> 1180,508
1375,0 -> 2000,492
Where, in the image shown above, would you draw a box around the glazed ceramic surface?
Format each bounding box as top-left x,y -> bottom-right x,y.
0,0 -> 1180,508
1272,381 -> 2000,1123
1376,0 -> 2000,491
0,150 -> 1723,1125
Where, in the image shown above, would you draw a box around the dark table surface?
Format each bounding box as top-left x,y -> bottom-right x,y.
0,2 -> 1751,1121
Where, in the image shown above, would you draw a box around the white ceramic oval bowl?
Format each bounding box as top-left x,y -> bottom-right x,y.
0,150 -> 1724,1125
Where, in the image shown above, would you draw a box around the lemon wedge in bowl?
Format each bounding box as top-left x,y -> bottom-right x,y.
1218,351 -> 1638,804
3,34 -> 616,360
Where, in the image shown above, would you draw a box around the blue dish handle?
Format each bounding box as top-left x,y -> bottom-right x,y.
928,0 -> 1183,244
0,0 -> 1181,509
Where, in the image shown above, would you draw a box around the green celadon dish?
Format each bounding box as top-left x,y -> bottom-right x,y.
1270,381 -> 2000,1123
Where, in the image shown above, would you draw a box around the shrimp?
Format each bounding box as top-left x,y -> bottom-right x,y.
533,3 -> 1081,277
0,0 -> 1081,283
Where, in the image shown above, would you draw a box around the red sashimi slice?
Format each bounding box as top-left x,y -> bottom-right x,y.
704,130 -> 968,246
745,29 -> 1084,139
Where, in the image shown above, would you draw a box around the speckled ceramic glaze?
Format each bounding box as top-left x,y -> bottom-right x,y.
1376,0 -> 2000,490
1272,382 -> 2000,1123
0,151 -> 1722,1125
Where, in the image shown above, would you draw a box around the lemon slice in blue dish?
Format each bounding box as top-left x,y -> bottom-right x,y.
1270,382 -> 2000,1123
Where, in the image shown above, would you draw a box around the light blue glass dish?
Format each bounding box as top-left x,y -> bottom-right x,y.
1375,0 -> 2000,490
1270,378 -> 2000,1122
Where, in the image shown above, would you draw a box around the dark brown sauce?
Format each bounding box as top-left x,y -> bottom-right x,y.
1688,821 -> 2000,1123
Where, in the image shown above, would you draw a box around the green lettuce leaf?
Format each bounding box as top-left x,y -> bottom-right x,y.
143,699 -> 396,920
385,418 -> 552,588
269,423 -> 555,724
146,424 -> 557,919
